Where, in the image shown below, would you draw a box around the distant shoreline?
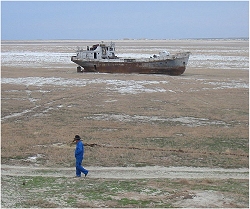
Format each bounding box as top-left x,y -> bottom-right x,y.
1,38 -> 249,42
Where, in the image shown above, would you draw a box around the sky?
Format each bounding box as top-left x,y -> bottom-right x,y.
1,1 -> 249,40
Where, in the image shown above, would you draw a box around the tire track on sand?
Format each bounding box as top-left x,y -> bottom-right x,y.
1,165 -> 248,179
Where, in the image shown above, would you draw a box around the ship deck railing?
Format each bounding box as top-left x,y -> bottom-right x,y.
71,52 -> 190,63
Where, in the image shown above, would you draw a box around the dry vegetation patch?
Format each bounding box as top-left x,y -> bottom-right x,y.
1,66 -> 248,168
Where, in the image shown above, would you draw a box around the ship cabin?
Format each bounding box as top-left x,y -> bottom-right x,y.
76,42 -> 117,60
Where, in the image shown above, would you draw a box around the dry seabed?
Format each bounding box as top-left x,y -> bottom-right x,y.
1,39 -> 249,208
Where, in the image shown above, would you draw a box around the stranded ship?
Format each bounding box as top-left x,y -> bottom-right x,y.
71,42 -> 190,76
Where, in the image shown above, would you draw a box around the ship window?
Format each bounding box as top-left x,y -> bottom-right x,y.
94,52 -> 97,59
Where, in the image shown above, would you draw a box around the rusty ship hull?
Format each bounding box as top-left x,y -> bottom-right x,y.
71,42 -> 190,76
71,52 -> 190,76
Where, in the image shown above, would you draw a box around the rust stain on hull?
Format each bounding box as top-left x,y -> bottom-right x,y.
71,42 -> 190,76
72,58 -> 187,76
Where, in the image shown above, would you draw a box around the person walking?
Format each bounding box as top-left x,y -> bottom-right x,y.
73,135 -> 88,177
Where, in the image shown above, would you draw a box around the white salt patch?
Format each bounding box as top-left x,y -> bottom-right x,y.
206,81 -> 249,89
85,114 -> 229,127
189,54 -> 249,70
2,109 -> 34,120
24,154 -> 44,163
1,51 -> 74,68
1,77 -> 168,94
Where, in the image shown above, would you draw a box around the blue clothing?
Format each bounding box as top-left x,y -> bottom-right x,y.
75,140 -> 88,177
76,159 -> 88,177
75,140 -> 84,160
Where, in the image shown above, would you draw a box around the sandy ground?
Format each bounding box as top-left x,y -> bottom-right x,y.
2,164 -> 248,179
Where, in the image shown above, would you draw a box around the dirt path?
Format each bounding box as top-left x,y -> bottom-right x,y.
1,164 -> 248,179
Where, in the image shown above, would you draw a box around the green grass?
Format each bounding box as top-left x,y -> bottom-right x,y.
191,179 -> 249,195
2,175 -> 248,208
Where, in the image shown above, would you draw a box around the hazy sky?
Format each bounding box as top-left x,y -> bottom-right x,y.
1,1 -> 249,40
